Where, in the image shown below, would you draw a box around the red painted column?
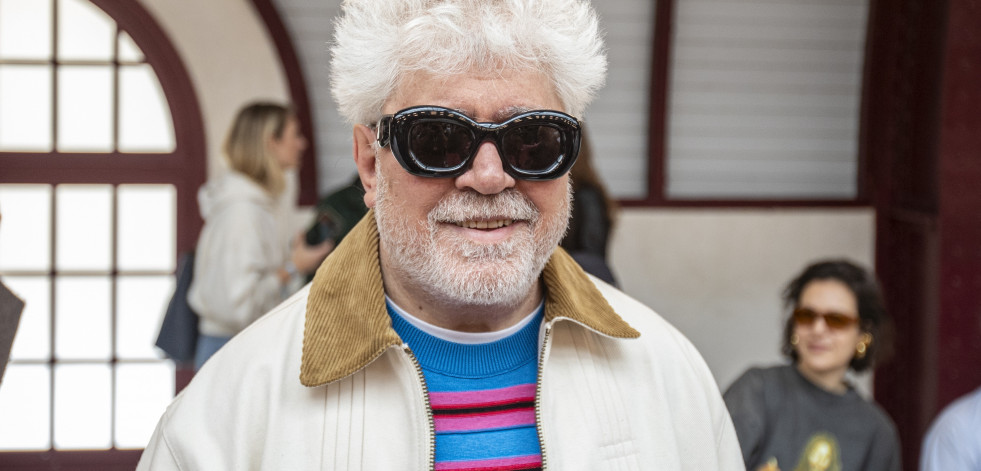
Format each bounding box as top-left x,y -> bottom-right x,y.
934,0 -> 981,411
870,0 -> 981,469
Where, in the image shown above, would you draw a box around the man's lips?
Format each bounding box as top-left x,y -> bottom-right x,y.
453,219 -> 515,230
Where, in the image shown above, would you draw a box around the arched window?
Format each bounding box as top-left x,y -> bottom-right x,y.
0,0 -> 205,465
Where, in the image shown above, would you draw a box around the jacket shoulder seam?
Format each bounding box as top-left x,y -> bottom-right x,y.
160,411 -> 187,471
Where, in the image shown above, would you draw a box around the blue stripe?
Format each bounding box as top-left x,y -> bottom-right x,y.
424,360 -> 538,392
436,426 -> 542,462
387,303 -> 543,376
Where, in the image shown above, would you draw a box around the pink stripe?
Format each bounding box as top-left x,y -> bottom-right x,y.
435,454 -> 541,470
429,384 -> 537,407
434,408 -> 536,432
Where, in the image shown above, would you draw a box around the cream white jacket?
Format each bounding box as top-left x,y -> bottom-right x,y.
187,170 -> 298,337
139,214 -> 745,470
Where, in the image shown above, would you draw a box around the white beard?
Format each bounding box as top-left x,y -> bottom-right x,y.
374,171 -> 571,308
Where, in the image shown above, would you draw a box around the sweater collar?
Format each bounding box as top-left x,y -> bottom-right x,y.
299,210 -> 640,387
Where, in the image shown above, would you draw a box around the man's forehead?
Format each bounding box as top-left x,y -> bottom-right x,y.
441,105 -> 535,122
384,70 -> 564,119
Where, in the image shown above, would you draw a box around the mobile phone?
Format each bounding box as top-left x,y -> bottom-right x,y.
305,219 -> 335,246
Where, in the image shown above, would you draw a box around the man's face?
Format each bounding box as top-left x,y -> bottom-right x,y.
363,69 -> 572,313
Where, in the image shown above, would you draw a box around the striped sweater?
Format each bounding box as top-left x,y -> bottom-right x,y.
386,302 -> 543,471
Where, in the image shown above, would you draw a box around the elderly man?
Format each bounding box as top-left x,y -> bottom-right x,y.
138,0 -> 743,469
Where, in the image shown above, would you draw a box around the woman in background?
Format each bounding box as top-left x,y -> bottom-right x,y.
188,102 -> 331,370
560,131 -> 618,285
723,260 -> 901,471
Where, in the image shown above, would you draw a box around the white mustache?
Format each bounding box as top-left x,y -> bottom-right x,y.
427,189 -> 539,225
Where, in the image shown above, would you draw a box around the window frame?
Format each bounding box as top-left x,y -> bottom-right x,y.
0,0 -> 205,252
0,0 -> 205,467
623,0 -> 872,208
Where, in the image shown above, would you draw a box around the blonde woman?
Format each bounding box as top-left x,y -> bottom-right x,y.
188,102 -> 331,370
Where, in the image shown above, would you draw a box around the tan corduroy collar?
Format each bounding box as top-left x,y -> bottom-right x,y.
300,211 -> 640,387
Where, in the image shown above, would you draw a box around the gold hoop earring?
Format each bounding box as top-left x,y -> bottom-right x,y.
856,333 -> 873,359
790,334 -> 799,346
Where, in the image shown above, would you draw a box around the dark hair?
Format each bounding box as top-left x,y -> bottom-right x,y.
780,259 -> 893,372
562,129 -> 619,236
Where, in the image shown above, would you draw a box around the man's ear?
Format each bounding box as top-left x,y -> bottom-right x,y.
353,124 -> 379,208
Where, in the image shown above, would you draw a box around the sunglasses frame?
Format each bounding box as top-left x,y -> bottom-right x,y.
792,307 -> 860,331
375,106 -> 582,181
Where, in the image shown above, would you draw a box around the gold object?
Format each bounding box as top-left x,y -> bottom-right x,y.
855,333 -> 873,359
790,334 -> 799,346
757,458 -> 780,471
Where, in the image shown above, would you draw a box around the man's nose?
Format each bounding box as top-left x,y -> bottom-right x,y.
455,141 -> 516,194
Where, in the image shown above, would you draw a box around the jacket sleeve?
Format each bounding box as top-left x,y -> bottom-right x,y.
723,368 -> 767,468
137,416 -> 183,471
188,201 -> 284,334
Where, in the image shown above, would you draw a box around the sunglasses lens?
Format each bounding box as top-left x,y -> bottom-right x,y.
824,313 -> 853,329
501,125 -> 566,173
793,308 -> 858,330
793,308 -> 817,325
407,121 -> 474,171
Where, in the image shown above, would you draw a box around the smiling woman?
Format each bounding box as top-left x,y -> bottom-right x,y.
723,259 -> 901,471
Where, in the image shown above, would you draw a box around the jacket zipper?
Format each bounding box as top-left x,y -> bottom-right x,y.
534,322 -> 553,470
405,345 -> 436,470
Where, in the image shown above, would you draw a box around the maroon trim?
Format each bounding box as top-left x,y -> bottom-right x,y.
934,0 -> 981,424
0,450 -> 141,471
864,0 -> 965,469
250,0 -> 319,206
643,0 -> 673,206
855,2 -> 877,204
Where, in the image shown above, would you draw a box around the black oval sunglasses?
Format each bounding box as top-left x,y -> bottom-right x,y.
375,106 -> 582,181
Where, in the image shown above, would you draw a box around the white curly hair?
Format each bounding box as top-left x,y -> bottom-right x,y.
330,0 -> 607,126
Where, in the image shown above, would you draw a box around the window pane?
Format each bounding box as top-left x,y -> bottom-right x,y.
0,65 -> 53,152
114,362 -> 174,448
4,276 -> 51,361
118,65 -> 176,153
116,276 -> 172,360
117,31 -> 144,63
0,364 -> 51,451
0,184 -> 52,271
117,185 -> 176,272
55,276 -> 111,360
55,184 -> 112,272
665,0 -> 866,199
54,363 -> 112,450
57,65 -> 113,152
0,0 -> 53,60
57,0 -> 114,61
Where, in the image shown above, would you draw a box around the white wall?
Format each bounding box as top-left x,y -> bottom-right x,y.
270,0 -> 351,194
611,207 -> 876,393
139,0 -> 291,179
